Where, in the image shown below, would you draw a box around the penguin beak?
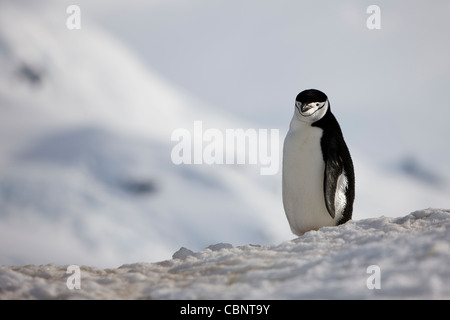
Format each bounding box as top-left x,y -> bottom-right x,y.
301,104 -> 314,113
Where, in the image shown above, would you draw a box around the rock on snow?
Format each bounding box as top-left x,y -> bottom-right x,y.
1,208 -> 450,299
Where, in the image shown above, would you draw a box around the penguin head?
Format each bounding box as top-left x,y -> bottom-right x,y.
294,89 -> 329,123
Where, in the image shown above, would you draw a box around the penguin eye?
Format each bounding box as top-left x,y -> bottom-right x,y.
316,103 -> 320,106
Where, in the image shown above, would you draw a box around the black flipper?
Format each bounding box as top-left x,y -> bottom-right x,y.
323,155 -> 343,219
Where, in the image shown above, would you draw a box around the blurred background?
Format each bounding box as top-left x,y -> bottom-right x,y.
0,0 -> 449,267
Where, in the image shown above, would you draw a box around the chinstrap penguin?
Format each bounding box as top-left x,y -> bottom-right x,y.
282,89 -> 355,235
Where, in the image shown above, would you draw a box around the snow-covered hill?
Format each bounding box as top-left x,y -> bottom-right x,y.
0,1 -> 291,268
0,1 -> 449,270
1,209 -> 449,300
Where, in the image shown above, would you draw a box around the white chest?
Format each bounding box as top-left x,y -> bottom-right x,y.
282,120 -> 336,235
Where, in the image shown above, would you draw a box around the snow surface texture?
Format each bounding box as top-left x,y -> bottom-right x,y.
1,209 -> 449,299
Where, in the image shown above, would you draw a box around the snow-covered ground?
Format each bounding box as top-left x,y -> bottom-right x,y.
1,208 -> 449,299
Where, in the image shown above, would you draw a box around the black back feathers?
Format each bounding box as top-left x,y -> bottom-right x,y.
312,99 -> 355,224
